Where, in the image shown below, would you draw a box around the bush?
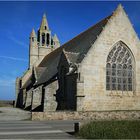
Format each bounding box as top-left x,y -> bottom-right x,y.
78,120 -> 140,139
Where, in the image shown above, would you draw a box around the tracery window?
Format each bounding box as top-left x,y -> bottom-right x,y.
106,41 -> 134,91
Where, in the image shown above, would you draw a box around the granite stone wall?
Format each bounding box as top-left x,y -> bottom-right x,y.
32,111 -> 140,121
77,6 -> 140,111
44,81 -> 58,112
25,88 -> 33,110
32,86 -> 43,111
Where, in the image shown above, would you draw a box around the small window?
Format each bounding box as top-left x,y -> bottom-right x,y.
37,31 -> 40,42
45,26 -> 47,30
42,33 -> 45,45
46,33 -> 50,45
51,39 -> 53,45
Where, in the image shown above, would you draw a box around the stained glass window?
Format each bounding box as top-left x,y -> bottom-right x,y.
106,41 -> 134,91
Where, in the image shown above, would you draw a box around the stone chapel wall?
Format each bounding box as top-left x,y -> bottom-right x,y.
78,7 -> 140,111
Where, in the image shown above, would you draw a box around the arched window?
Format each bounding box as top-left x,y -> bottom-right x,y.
46,33 -> 50,45
37,31 -> 40,42
106,41 -> 134,91
42,33 -> 45,45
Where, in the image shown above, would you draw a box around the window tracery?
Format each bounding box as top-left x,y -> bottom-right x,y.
106,42 -> 134,91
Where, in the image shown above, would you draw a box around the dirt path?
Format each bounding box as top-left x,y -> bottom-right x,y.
0,107 -> 31,121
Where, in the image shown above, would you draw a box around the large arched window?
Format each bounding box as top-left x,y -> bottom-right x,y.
106,41 -> 134,92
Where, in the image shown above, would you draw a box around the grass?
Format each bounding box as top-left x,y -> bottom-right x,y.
78,120 -> 140,139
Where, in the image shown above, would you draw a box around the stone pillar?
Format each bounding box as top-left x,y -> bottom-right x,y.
44,81 -> 58,112
22,89 -> 27,108
32,86 -> 42,111
15,77 -> 21,107
76,81 -> 85,111
25,88 -> 33,110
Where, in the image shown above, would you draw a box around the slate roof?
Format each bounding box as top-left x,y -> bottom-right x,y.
35,14 -> 112,86
22,75 -> 32,89
34,67 -> 46,79
63,50 -> 80,64
21,69 -> 32,89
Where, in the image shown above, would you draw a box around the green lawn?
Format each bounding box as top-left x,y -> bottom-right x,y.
78,120 -> 140,139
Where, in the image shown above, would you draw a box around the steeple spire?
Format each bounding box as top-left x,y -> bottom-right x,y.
53,34 -> 59,42
29,28 -> 37,47
30,28 -> 36,38
40,13 -> 49,30
53,34 -> 60,48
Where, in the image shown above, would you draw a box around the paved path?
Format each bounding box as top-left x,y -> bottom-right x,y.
0,120 -> 79,139
0,107 -> 81,139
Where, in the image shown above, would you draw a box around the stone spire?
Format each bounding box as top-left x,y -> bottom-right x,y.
53,34 -> 60,48
30,28 -> 36,38
53,34 -> 59,42
29,28 -> 38,68
30,28 -> 37,47
40,13 -> 49,30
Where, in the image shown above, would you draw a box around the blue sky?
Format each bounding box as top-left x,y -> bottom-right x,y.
0,1 -> 140,100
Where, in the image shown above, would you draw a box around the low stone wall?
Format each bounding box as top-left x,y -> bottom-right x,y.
32,111 -> 140,121
0,100 -> 14,107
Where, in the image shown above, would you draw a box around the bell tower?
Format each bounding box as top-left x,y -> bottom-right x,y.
37,14 -> 51,47
29,13 -> 60,68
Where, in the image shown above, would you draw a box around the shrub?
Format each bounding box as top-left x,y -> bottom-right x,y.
78,120 -> 140,139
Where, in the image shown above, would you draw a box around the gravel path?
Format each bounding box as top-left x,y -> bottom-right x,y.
0,107 -> 31,121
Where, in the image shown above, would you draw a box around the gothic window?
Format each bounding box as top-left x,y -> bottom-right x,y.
37,31 -> 40,42
46,33 -> 50,45
106,41 -> 134,91
42,33 -> 45,45
51,39 -> 53,45
32,37 -> 34,42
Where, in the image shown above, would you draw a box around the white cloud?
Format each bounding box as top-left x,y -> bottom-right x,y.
8,36 -> 28,48
0,56 -> 28,62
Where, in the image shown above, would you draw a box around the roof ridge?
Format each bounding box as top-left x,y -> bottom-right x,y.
61,14 -> 112,48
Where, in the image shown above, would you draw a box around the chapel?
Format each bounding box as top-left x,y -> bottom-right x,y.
15,4 -> 140,115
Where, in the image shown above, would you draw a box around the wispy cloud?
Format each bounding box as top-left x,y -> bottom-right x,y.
8,36 -> 28,48
0,79 -> 15,87
0,56 -> 28,62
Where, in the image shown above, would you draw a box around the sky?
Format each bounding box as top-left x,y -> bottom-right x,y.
0,1 -> 140,100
